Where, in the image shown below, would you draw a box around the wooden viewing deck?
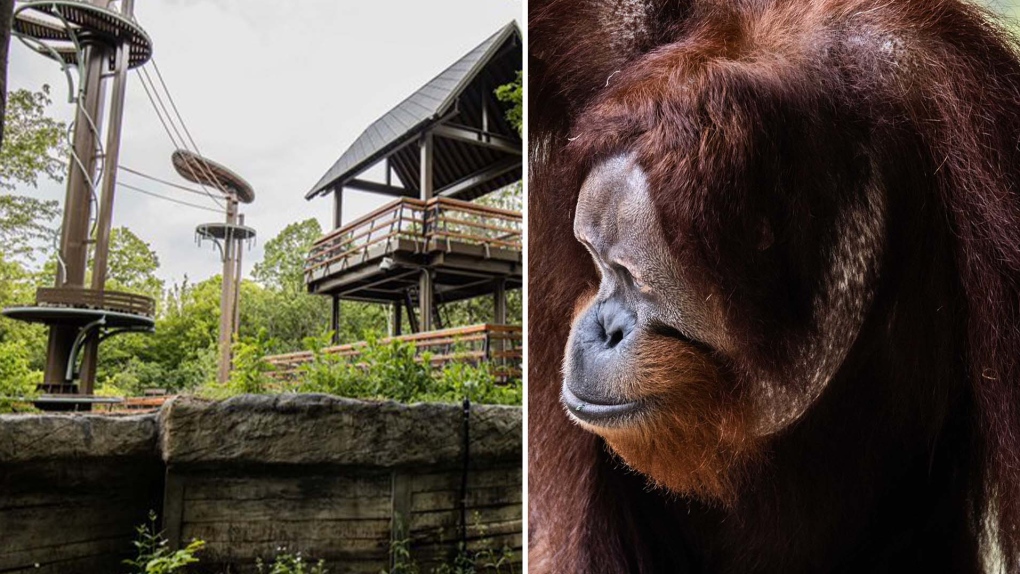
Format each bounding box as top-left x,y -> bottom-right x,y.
264,323 -> 522,382
305,197 -> 522,303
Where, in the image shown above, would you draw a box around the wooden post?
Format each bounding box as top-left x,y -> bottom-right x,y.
162,468 -> 185,549
333,187 -> 343,229
232,214 -> 244,338
420,132 -> 434,200
331,295 -> 341,344
391,301 -> 402,336
493,278 -> 507,325
216,198 -> 238,385
390,471 -> 413,570
419,271 -> 433,333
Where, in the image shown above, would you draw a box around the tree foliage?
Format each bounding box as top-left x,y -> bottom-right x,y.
0,195 -> 59,264
495,71 -> 522,134
252,218 -> 322,291
0,86 -> 68,190
93,226 -> 165,300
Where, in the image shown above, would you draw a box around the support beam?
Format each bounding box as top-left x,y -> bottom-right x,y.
331,295 -> 341,344
494,278 -> 507,325
80,4 -> 133,390
391,301 -> 402,336
433,124 -> 521,155
419,271 -> 433,332
420,132 -> 434,200
216,198 -> 239,385
333,188 -> 343,229
344,178 -> 414,197
43,35 -> 107,390
437,157 -> 521,198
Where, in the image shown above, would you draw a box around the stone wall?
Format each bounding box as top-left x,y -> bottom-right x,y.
0,395 -> 522,574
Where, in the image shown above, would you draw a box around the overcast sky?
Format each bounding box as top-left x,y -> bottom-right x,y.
7,0 -> 521,285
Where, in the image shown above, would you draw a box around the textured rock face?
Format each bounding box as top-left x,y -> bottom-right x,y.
159,394 -> 522,467
0,412 -> 158,462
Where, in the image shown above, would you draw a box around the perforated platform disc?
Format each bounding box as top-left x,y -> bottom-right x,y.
196,222 -> 257,241
13,1 -> 153,69
172,149 -> 255,203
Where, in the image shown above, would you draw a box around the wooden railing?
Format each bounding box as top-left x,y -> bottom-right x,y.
35,287 -> 156,317
305,197 -> 522,279
264,323 -> 522,382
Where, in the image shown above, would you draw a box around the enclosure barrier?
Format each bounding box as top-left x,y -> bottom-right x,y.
304,197 -> 522,280
263,323 -> 522,382
0,396 -> 522,574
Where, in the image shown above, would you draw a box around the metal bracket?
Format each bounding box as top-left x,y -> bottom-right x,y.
66,315 -> 106,381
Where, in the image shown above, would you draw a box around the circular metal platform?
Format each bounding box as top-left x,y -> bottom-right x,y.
196,222 -> 257,241
13,1 -> 153,70
172,149 -> 255,203
2,306 -> 155,329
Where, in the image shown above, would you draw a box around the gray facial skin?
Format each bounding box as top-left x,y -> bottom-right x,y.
563,153 -> 886,436
563,154 -> 725,425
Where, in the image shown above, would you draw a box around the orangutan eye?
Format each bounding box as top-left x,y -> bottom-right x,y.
613,262 -> 645,290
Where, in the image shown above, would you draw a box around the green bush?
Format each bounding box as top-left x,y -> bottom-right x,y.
228,329 -> 276,394
0,339 -> 39,412
292,336 -> 520,406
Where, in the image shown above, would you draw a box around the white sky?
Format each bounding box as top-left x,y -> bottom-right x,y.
7,0 -> 522,284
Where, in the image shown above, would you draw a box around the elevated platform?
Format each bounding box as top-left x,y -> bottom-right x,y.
264,323 -> 522,383
305,197 -> 521,303
2,287 -> 156,403
13,1 -> 153,69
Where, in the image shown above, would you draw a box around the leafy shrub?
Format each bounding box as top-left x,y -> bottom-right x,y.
0,339 -> 39,412
293,335 -> 520,405
228,328 -> 276,394
124,511 -> 204,574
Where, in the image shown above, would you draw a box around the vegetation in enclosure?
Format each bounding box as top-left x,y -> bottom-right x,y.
255,549 -> 327,574
125,511 -> 205,574
385,537 -> 517,574
206,333 -> 521,406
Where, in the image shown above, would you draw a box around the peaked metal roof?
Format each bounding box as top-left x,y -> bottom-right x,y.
306,21 -> 521,200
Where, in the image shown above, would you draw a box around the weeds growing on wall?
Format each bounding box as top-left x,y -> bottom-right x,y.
124,511 -> 205,574
256,548 -> 327,574
383,537 -> 517,574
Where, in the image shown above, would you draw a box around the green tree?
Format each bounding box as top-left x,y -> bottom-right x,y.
0,85 -> 68,190
495,71 -> 522,134
0,86 -> 68,266
0,195 -> 59,264
94,226 -> 164,299
252,218 -> 322,291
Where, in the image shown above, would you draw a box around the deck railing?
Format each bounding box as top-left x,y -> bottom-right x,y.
35,287 -> 156,317
305,197 -> 522,280
264,323 -> 522,382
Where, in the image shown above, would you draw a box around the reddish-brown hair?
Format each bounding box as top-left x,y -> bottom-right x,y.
530,0 -> 1020,572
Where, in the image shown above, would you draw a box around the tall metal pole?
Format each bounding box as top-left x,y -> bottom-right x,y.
216,198 -> 238,384
232,214 -> 244,339
79,0 -> 134,391
418,132 -> 434,332
42,25 -> 108,390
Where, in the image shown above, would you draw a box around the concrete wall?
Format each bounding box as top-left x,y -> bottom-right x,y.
0,395 -> 522,574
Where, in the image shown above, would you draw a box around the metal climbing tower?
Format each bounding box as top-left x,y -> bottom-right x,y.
172,149 -> 255,385
1,0 -> 154,410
